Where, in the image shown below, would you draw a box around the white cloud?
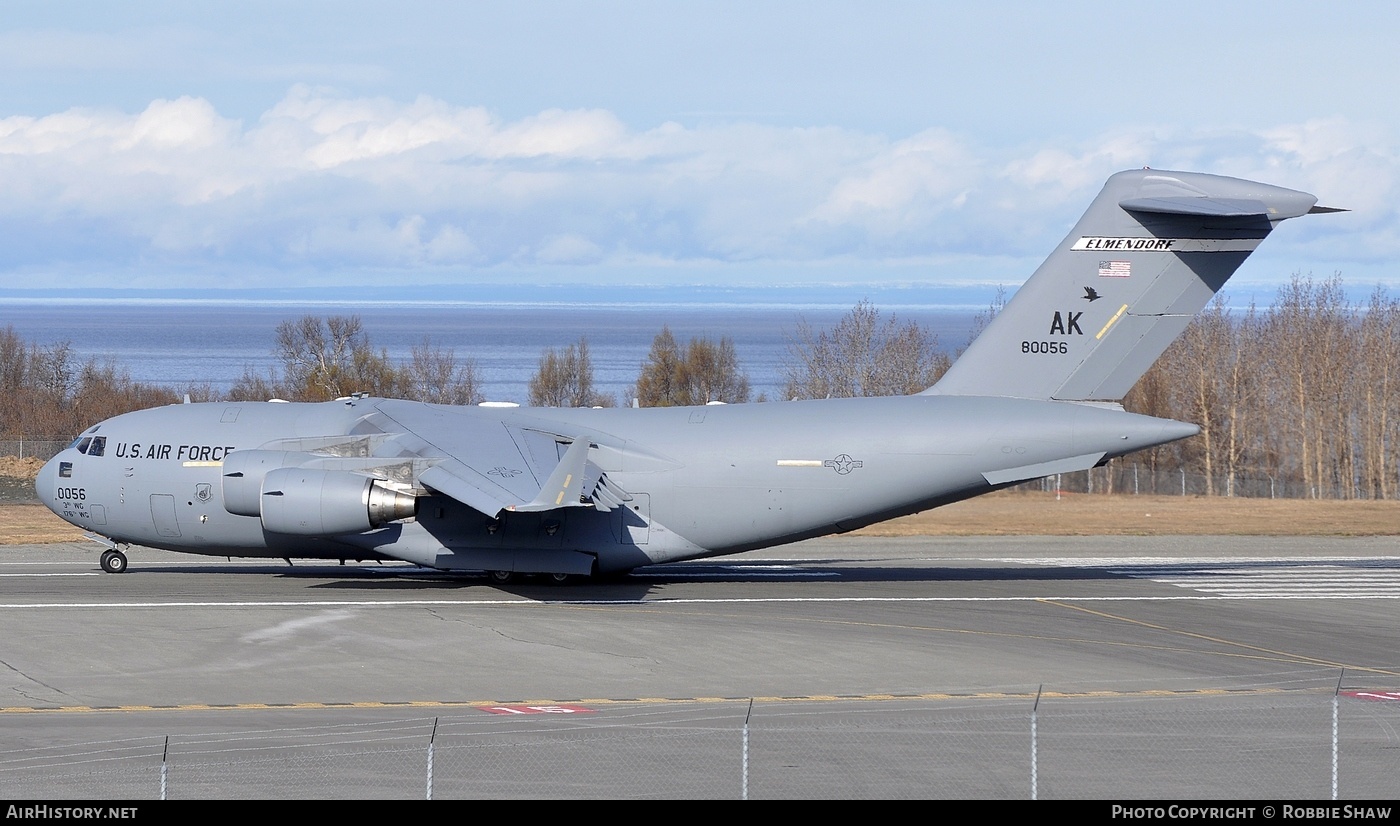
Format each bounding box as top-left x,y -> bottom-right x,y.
535,234 -> 604,264
0,90 -> 1394,291
812,128 -> 980,223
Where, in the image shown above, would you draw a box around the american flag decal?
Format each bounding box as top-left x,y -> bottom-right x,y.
1098,260 -> 1131,277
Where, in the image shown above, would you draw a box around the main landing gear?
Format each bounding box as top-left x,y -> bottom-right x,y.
486,570 -> 579,585
99,549 -> 128,574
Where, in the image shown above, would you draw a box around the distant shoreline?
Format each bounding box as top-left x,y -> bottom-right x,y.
0,283 -> 1005,313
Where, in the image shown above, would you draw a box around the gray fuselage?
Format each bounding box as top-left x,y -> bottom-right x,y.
37,395 -> 1194,575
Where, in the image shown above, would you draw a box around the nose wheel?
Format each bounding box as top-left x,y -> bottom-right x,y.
99,549 -> 128,574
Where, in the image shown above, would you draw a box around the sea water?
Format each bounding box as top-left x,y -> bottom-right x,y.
0,300 -> 979,405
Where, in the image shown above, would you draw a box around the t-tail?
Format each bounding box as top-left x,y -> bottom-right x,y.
927,168 -> 1342,402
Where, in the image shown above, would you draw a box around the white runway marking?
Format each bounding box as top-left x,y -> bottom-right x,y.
2,592 -> 1397,610
1009,556 -> 1400,599
5,557 -> 1400,607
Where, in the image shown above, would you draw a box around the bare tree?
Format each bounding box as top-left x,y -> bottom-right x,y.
783,299 -> 950,400
633,327 -> 684,406
230,315 -> 411,402
681,337 -> 750,405
1260,273 -> 1351,498
276,315 -> 404,400
1161,296 -> 1239,495
0,330 -> 183,438
528,337 -> 613,407
227,366 -> 288,403
1356,287 -> 1400,498
70,357 -> 180,433
634,327 -> 751,406
407,338 -> 484,405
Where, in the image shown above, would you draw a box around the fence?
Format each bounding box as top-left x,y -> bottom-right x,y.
1015,463 -> 1364,500
3,689 -> 1397,799
0,438 -> 69,462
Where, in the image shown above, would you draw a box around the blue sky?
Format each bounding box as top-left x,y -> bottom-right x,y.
0,2 -> 1395,304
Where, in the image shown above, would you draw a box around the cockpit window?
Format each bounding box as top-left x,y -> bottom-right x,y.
87,436 -> 106,457
67,436 -> 84,449
75,437 -> 92,454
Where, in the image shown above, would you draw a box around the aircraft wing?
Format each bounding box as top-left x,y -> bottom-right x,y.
364,400 -> 625,518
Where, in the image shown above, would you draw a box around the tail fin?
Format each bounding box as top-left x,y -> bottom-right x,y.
927,169 -> 1336,401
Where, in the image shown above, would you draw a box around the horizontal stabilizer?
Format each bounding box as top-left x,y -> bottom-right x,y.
1119,197 -> 1270,217
982,452 -> 1105,486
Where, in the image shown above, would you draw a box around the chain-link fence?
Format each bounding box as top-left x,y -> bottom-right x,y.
0,438 -> 69,462
1016,464 -> 1364,500
3,690 -> 1397,799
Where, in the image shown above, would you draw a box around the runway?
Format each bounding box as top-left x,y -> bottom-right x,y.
3,534 -> 1400,799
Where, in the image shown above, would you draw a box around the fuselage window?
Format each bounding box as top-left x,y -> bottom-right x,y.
88,436 -> 106,457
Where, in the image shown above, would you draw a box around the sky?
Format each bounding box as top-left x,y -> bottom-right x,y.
0,2 -> 1396,306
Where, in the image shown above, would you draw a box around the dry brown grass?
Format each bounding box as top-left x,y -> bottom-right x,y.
850,490 -> 1400,536
0,457 -> 44,477
1,503 -> 87,544
4,489 -> 1400,545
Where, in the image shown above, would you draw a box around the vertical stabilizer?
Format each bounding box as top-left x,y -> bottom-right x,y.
926,169 -> 1326,401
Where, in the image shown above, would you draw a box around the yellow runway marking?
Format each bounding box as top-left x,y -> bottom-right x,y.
1041,599 -> 1400,677
0,686 -> 1331,716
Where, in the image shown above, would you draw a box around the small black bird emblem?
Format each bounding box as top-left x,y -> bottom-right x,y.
1083,286 -> 1102,302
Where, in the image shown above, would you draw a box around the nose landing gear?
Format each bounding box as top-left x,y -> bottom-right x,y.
99,549 -> 128,574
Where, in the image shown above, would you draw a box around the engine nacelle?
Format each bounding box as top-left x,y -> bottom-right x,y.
259,467 -> 418,536
222,450 -> 314,517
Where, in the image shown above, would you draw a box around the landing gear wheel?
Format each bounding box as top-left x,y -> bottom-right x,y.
548,572 -> 571,585
99,549 -> 128,574
488,570 -> 515,584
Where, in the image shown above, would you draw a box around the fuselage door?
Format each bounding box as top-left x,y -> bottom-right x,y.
150,494 -> 181,538
615,492 -> 649,545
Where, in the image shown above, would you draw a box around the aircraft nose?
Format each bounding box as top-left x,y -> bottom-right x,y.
35,455 -> 58,512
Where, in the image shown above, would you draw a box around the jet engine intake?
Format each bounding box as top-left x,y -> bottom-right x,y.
259,467 -> 418,536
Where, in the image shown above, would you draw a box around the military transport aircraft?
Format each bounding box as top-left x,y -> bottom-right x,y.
36,169 -> 1339,581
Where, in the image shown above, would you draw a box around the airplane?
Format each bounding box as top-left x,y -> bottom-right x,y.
35,168 -> 1340,582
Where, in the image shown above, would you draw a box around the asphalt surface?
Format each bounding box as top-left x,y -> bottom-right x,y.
4,534 -> 1400,800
